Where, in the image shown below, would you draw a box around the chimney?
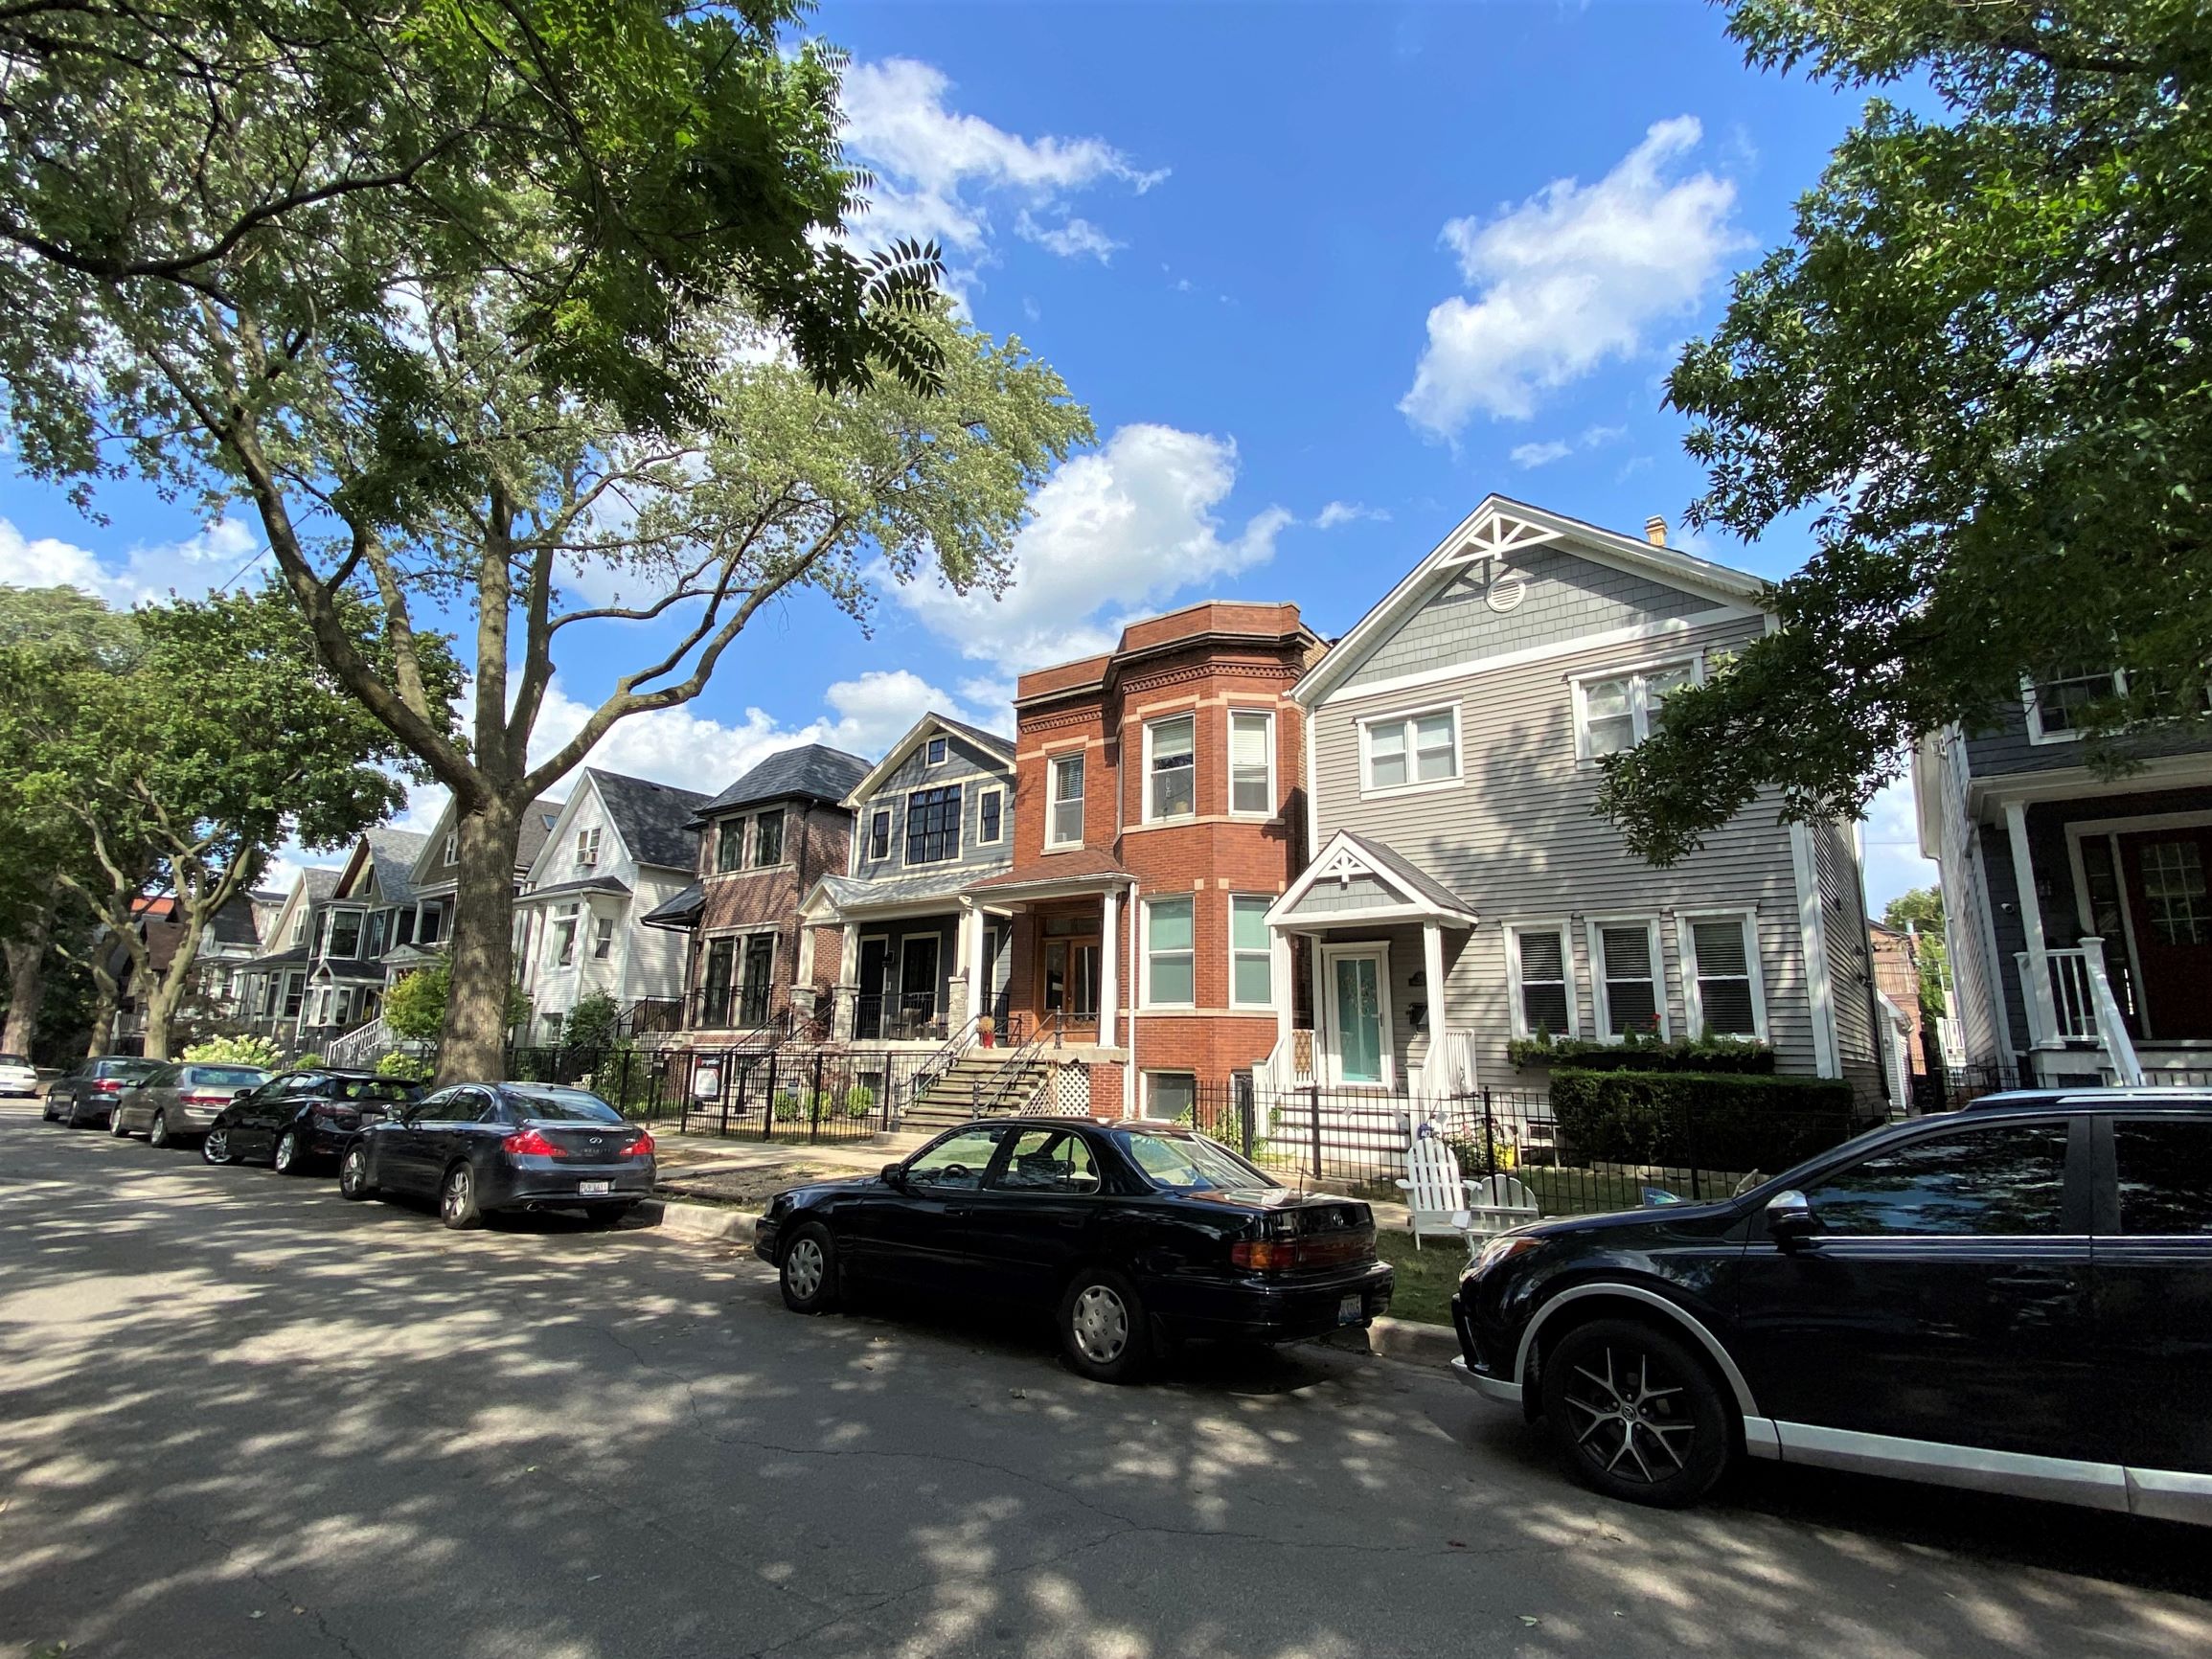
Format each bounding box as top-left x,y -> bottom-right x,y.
1644,515 -> 1668,547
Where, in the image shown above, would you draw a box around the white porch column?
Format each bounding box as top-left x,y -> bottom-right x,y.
962,900 -> 987,1032
1271,926 -> 1293,1052
1421,920 -> 1448,1095
2004,799 -> 2059,1045
795,924 -> 817,987
1099,882 -> 1121,1049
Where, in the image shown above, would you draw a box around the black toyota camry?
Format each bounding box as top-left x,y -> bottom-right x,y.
755,1117 -> 1394,1382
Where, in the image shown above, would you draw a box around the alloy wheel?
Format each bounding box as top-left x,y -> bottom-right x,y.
203,1128 -> 231,1164
786,1237 -> 826,1302
1070,1284 -> 1129,1365
148,1113 -> 170,1149
274,1130 -> 298,1173
442,1167 -> 472,1224
1559,1343 -> 1697,1487
340,1146 -> 370,1199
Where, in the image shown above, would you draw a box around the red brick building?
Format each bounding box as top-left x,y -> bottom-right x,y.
967,602 -> 1326,1116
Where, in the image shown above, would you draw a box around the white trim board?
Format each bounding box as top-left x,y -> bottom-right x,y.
1322,610 -> 1749,710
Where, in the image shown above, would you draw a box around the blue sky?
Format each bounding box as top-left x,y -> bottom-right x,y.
0,0 -> 1931,909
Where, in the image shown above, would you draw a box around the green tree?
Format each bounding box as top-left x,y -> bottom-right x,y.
1882,886 -> 1950,1018
1596,0 -> 2212,863
0,1 -> 1089,1082
383,958 -> 531,1047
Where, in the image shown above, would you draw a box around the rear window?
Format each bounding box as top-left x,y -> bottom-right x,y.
187,1066 -> 269,1089
100,1059 -> 164,1081
1112,1129 -> 1270,1193
504,1087 -> 623,1124
0,1055 -> 30,1067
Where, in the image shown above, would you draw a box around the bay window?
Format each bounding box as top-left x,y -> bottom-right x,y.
1146,715 -> 1197,821
1229,711 -> 1274,815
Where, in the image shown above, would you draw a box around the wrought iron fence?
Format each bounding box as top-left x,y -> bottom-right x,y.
1185,1080 -> 1865,1218
661,1046 -> 938,1144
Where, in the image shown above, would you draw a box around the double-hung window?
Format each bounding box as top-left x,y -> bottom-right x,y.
551,904 -> 580,968
575,827 -> 602,867
443,832 -> 458,867
1362,707 -> 1458,793
1229,896 -> 1273,1007
976,787 -> 1004,845
905,785 -> 962,865
1575,662 -> 1698,759
1147,715 -> 1197,821
1682,914 -> 1763,1038
2024,667 -> 2123,741
752,808 -> 785,868
1229,711 -> 1274,816
1508,924 -> 1575,1037
1048,754 -> 1084,848
717,818 -> 745,873
328,911 -> 362,959
925,735 -> 949,766
366,911 -> 388,959
868,809 -> 892,862
592,915 -> 616,961
1144,896 -> 1196,1006
1589,919 -> 1665,1038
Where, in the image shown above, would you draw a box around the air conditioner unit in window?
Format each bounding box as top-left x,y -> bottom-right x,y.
578,847 -> 598,866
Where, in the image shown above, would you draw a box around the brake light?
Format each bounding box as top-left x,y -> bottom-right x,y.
502,1127 -> 558,1156
92,1079 -> 122,1093
182,1091 -> 230,1106
1230,1232 -> 1376,1273
1230,1240 -> 1290,1271
627,1130 -> 654,1160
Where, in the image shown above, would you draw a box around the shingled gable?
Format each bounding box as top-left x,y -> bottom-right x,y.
695,742 -> 871,821
575,768 -> 713,872
838,712 -> 1014,808
1266,830 -> 1479,929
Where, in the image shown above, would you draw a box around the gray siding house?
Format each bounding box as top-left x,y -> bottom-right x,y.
800,713 -> 1016,1042
1913,671 -> 2212,1087
1261,496 -> 1883,1105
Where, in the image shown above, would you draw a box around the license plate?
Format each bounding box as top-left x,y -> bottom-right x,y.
1337,1293 -> 1363,1327
579,1180 -> 612,1196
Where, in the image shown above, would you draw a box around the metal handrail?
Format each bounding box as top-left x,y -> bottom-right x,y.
911,1012 -> 984,1098
969,1011 -> 1060,1116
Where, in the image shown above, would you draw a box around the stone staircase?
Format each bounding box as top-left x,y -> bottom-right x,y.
904,1051 -> 1056,1133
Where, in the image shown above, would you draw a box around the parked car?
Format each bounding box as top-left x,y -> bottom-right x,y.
336,1081 -> 653,1228
755,1118 -> 1396,1383
110,1062 -> 273,1147
201,1069 -> 421,1172
0,1054 -> 37,1099
43,1057 -> 165,1127
1450,1088 -> 2212,1526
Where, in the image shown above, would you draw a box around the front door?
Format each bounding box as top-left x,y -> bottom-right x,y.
1042,938 -> 1100,1024
2118,829 -> 2212,1038
1323,946 -> 1389,1086
898,935 -> 940,1036
739,933 -> 775,1027
855,937 -> 889,1039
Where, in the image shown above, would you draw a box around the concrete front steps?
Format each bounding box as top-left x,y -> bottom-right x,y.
904,1052 -> 1055,1132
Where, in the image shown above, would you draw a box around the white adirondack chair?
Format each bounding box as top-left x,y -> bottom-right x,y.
1465,1173 -> 1540,1238
1395,1130 -> 1475,1251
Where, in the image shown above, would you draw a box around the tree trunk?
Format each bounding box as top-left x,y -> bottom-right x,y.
2,906 -> 53,1056
439,790 -> 524,1083
141,953 -> 192,1062
84,959 -> 120,1058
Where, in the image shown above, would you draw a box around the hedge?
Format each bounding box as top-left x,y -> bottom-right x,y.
1508,1034 -> 1776,1074
1548,1068 -> 1858,1175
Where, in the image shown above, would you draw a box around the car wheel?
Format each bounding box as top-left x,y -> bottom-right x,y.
272,1128 -> 305,1175
64,1098 -> 83,1128
109,1109 -> 131,1138
338,1143 -> 375,1201
439,1163 -> 483,1230
202,1126 -> 236,1166
778,1222 -> 840,1313
1539,1317 -> 1730,1510
1059,1268 -> 1152,1384
148,1112 -> 171,1150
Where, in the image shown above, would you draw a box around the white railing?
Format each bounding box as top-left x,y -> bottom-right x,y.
2017,937 -> 2145,1085
1417,1027 -> 1480,1098
1254,1029 -> 1317,1101
324,1018 -> 395,1070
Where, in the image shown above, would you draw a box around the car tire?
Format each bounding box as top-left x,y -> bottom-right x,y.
272,1128 -> 306,1175
1058,1268 -> 1152,1384
1539,1317 -> 1731,1510
109,1109 -> 131,1138
439,1163 -> 483,1230
202,1126 -> 236,1166
148,1112 -> 172,1150
64,1098 -> 83,1128
338,1143 -> 375,1201
778,1222 -> 840,1313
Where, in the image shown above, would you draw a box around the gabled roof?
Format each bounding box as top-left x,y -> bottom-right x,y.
801,866 -> 978,922
696,743 -> 872,820
581,768 -> 712,871
405,792 -> 565,889
518,875 -> 634,903
334,827 -> 431,906
841,711 -> 1015,808
1295,495 -> 1768,707
1266,830 -> 1479,930
207,893 -> 265,950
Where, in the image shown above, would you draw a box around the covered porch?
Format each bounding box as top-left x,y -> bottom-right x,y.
963,852 -> 1133,1052
1260,830 -> 1480,1102
805,870 -> 1010,1045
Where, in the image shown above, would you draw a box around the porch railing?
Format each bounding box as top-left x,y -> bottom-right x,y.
2017,938 -> 2145,1085
1417,1027 -> 1480,1096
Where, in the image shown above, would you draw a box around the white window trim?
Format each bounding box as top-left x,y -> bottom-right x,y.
1585,915 -> 1670,1042
924,734 -> 949,767
1140,893 -> 1197,1010
1676,909 -> 1768,1042
550,903 -> 582,969
974,784 -> 1006,846
868,808 -> 893,863
1227,708 -> 1277,819
1141,712 -> 1199,825
1047,752 -> 1085,849
1317,940 -> 1396,1089
1227,894 -> 1274,1010
1569,655 -> 1704,763
1504,920 -> 1580,1040
2021,669 -> 2125,745
591,914 -> 618,962
443,831 -> 458,867
1356,702 -> 1463,799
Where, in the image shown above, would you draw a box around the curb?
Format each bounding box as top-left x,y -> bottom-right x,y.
1323,1314 -> 1459,1369
643,1198 -> 762,1245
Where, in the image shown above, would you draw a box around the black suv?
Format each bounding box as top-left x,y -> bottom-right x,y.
1451,1090 -> 2212,1525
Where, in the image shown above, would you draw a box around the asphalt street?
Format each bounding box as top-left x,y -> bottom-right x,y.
2,1101 -> 2207,1659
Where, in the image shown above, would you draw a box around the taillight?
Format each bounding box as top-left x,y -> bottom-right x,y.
1230,1231 -> 1376,1273
1230,1239 -> 1290,1271
502,1127 -> 558,1156
183,1091 -> 229,1106
628,1131 -> 654,1160
92,1079 -> 122,1093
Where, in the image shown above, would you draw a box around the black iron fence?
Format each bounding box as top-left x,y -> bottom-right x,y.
662,1046 -> 940,1144
1190,1081 -> 1867,1218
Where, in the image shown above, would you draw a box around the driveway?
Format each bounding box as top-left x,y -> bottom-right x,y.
1,1102 -> 2206,1658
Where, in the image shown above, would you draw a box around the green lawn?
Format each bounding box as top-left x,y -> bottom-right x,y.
1375,1229 -> 1465,1328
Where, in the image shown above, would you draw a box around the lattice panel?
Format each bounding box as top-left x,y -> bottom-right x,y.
1053,1063 -> 1091,1115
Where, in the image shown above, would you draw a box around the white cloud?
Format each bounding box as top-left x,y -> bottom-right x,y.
1314,501 -> 1390,530
840,57 -> 1162,276
1509,440 -> 1574,469
1860,775 -> 1939,917
0,514 -> 263,608
897,423 -> 1289,670
1401,116 -> 1747,435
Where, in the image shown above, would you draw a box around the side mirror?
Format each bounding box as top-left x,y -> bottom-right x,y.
231,1089 -> 252,1102
879,1162 -> 906,1189
1766,1190 -> 1821,1251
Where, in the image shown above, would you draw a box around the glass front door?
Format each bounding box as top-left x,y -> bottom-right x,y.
1330,950 -> 1386,1084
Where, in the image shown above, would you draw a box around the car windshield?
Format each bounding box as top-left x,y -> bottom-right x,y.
1113,1129 -> 1271,1193
329,1077 -> 416,1102
505,1087 -> 623,1124
189,1066 -> 268,1088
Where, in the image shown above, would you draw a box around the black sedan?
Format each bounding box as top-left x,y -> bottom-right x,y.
1450,1089 -> 2212,1525
338,1081 -> 654,1228
202,1069 -> 421,1172
754,1118 -> 1394,1382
